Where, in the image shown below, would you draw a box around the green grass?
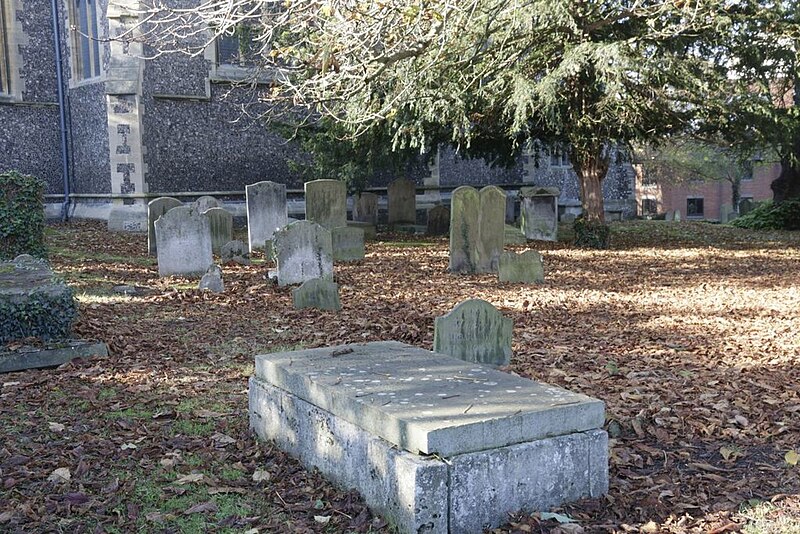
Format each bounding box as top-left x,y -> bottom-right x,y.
173,419 -> 214,437
741,500 -> 800,533
104,405 -> 154,421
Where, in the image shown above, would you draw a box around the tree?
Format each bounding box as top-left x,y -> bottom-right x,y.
638,140 -> 757,214
135,1 -> 773,243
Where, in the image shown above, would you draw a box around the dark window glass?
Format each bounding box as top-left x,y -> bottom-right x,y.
216,26 -> 258,66
686,198 -> 704,217
641,198 -> 657,215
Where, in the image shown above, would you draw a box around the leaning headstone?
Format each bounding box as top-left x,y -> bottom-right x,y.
674,209 -> 682,222
519,187 -> 559,241
198,264 -> 224,293
353,192 -> 378,225
426,205 -> 450,235
498,250 -> 544,284
433,299 -> 513,367
203,207 -> 233,255
194,195 -> 220,213
332,226 -> 365,262
449,186 -> 506,273
273,220 -> 333,286
388,178 -> 416,225
246,181 -> 288,253
220,240 -> 251,265
147,197 -> 182,255
155,206 -> 213,277
305,179 -> 346,229
292,278 -> 341,311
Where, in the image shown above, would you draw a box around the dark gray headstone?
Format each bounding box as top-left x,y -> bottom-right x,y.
246,181 -> 288,253
147,197 -> 182,256
353,192 -> 378,224
194,195 -> 221,213
292,278 -> 341,311
433,299 -> 513,367
220,240 -> 251,265
305,179 -> 346,229
332,226 -> 365,262
273,220 -> 333,286
498,250 -> 544,284
203,207 -> 233,255
155,206 -> 213,277
388,178 -> 416,225
449,186 -> 506,273
520,187 -> 559,241
426,205 -> 450,236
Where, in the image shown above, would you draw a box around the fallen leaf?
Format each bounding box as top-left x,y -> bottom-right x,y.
175,473 -> 204,485
184,501 -> 218,515
252,469 -> 271,482
314,515 -> 331,524
48,467 -> 71,484
541,512 -> 577,524
120,443 -> 138,450
48,422 -> 65,432
211,432 -> 236,446
785,450 -> 799,466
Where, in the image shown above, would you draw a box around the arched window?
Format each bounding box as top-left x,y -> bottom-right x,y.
68,0 -> 101,80
0,0 -> 12,95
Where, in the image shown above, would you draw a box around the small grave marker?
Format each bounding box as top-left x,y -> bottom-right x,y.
433,299 -> 513,367
292,278 -> 341,311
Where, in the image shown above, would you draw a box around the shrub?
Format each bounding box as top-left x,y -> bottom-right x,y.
0,171 -> 47,260
573,217 -> 611,249
731,200 -> 800,231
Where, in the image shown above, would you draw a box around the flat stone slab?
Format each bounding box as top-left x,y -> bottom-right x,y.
0,340 -> 108,373
254,341 -> 604,457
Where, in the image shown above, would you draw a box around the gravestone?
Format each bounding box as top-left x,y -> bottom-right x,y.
519,187 -> 559,241
347,221 -> 376,241
388,178 -> 417,225
305,179 -> 346,229
720,204 -> 737,224
194,195 -> 220,213
504,224 -> 527,245
426,205 -> 450,236
449,186 -> 506,273
561,213 -> 577,223
664,211 -> 674,221
506,192 -> 518,224
433,299 -> 513,367
147,197 -> 182,255
332,226 -> 365,262
353,192 -> 378,225
155,206 -> 213,277
220,240 -> 251,265
292,278 -> 341,311
499,250 -> 544,284
674,209 -> 682,222
246,181 -> 288,253
273,220 -> 333,286
198,264 -> 224,292
203,207 -> 233,255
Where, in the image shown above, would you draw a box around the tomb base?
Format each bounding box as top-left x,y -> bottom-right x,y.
248,342 -> 608,534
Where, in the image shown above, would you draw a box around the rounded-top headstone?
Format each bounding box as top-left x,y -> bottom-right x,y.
147,197 -> 182,255
433,299 -> 513,367
194,195 -> 221,213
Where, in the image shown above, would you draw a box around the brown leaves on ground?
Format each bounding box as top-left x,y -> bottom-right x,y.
1,220 -> 799,533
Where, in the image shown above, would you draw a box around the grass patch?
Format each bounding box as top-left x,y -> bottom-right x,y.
104,405 -> 154,421
741,500 -> 800,533
173,419 -> 214,437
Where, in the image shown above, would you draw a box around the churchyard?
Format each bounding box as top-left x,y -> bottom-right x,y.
1,219 -> 799,533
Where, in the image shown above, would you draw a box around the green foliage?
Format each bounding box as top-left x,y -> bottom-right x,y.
573,217 -> 610,249
731,200 -> 800,231
0,171 -> 47,260
0,282 -> 77,344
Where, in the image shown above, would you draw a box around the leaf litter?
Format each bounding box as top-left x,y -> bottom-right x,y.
0,220 -> 798,533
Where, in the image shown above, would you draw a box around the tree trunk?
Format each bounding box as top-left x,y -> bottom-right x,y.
575,154 -> 609,223
730,176 -> 741,214
771,144 -> 800,203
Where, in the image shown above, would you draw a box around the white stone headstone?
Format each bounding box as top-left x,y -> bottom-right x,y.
155,206 -> 213,277
273,220 -> 333,286
246,181 -> 288,253
147,197 -> 182,255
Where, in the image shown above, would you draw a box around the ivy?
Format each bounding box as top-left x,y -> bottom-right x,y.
573,217 -> 611,249
731,200 -> 800,231
0,281 -> 77,344
0,171 -> 47,261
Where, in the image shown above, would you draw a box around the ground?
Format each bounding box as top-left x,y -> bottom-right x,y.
1,220 -> 799,534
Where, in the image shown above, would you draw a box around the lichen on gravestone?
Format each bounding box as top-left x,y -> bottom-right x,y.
291,278 -> 341,311
433,299 -> 513,367
498,250 -> 544,284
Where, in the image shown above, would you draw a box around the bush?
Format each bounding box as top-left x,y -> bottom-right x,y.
573,217 -> 611,249
731,200 -> 800,231
0,283 -> 77,345
0,171 -> 47,260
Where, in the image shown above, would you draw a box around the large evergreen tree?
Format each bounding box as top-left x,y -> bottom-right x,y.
139,1 -> 792,236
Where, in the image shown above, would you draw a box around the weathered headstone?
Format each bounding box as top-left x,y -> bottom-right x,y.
720,204 -> 737,224
305,179 -> 346,229
203,207 -> 233,255
388,178 -> 417,225
353,192 -> 378,225
332,226 -> 365,262
506,192 -> 518,224
674,209 -> 682,222
273,220 -> 333,286
220,240 -> 251,265
246,181 -> 288,253
664,211 -> 674,221
433,299 -> 513,367
519,187 -> 559,241
194,195 -> 220,213
347,221 -> 377,241
561,213 -> 577,223
449,186 -> 506,273
292,278 -> 341,311
147,197 -> 182,255
198,264 -> 224,292
155,206 -> 213,277
498,250 -> 544,284
426,205 -> 450,236
504,224 -> 527,245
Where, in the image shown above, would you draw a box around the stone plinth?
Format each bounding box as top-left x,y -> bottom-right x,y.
249,341 -> 608,534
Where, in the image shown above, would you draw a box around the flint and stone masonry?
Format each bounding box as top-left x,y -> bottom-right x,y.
249,341 -> 608,534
